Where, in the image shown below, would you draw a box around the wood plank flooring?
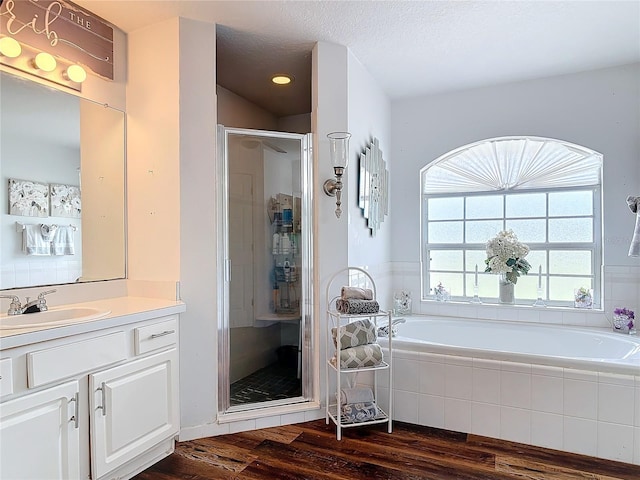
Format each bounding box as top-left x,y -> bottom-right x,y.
134,420 -> 640,480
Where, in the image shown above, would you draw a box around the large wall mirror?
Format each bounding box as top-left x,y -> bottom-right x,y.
0,71 -> 126,290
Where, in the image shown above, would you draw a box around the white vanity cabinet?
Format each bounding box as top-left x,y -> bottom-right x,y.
0,311 -> 181,480
0,380 -> 81,480
90,348 -> 178,479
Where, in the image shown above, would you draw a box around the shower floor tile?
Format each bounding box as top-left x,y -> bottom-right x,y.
230,363 -> 301,405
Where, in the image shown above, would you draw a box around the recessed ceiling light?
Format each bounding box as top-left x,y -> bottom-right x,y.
271,74 -> 292,85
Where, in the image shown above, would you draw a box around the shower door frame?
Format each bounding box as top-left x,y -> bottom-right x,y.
216,125 -> 314,418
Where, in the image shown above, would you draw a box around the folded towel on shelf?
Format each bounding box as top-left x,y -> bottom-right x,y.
340,402 -> 380,423
22,224 -> 52,256
340,286 -> 374,300
331,319 -> 376,349
336,298 -> 380,315
52,225 -> 75,255
339,387 -> 374,405
334,343 -> 384,369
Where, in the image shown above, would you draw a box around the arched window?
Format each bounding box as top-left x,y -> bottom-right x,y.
420,136 -> 603,307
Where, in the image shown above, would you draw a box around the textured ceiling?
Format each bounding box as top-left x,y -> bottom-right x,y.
77,1 -> 640,117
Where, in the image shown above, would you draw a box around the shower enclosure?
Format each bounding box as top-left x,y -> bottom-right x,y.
217,126 -> 313,415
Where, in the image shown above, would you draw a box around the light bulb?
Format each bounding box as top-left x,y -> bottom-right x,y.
34,52 -> 57,72
0,37 -> 21,58
64,64 -> 87,83
271,75 -> 292,85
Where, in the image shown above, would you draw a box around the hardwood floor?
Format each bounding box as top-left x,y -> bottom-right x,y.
134,420 -> 640,480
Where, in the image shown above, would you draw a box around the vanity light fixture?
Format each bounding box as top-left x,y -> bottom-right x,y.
271,74 -> 292,85
63,64 -> 87,83
33,52 -> 57,72
0,36 -> 21,58
323,132 -> 351,218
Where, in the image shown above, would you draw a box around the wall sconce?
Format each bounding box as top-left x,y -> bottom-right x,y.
0,37 -> 22,58
0,35 -> 87,91
33,52 -> 57,72
63,64 -> 87,83
323,132 -> 351,218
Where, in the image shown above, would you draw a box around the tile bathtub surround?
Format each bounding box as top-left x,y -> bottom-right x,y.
389,262 -> 640,329
385,348 -> 640,465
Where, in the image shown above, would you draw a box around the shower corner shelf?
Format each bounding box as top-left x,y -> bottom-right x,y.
325,267 -> 393,441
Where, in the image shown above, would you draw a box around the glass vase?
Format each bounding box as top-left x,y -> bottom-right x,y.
393,290 -> 412,315
612,314 -> 636,335
498,273 -> 515,304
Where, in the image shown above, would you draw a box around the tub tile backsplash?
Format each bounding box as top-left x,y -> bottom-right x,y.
384,347 -> 640,465
387,262 -> 640,330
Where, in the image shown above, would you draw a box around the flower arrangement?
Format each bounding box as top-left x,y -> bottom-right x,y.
574,287 -> 593,309
484,229 -> 531,284
613,307 -> 635,333
393,290 -> 412,314
432,282 -> 450,301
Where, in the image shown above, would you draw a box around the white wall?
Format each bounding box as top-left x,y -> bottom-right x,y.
177,19 -> 218,430
390,63 -> 640,321
127,19 -> 181,282
346,50 -> 392,309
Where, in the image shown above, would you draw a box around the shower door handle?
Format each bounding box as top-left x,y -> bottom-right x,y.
225,259 -> 231,282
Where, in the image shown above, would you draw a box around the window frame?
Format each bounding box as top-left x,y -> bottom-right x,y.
420,137 -> 603,308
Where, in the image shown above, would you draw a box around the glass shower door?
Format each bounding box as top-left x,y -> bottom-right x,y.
217,126 -> 313,415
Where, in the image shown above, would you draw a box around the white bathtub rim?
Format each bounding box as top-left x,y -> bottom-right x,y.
378,315 -> 640,376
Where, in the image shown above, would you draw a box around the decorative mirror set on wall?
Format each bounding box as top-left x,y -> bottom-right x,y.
359,137 -> 389,236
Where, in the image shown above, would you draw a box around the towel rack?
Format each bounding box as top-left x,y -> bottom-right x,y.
15,222 -> 78,232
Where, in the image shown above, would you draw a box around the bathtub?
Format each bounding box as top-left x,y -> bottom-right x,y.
374,315 -> 640,465
382,316 -> 640,375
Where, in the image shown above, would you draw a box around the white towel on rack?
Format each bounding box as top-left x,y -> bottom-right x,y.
22,224 -> 52,256
52,225 -> 75,255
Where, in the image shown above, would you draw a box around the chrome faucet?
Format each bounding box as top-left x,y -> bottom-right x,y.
0,289 -> 56,315
0,295 -> 22,315
21,289 -> 57,314
378,317 -> 407,337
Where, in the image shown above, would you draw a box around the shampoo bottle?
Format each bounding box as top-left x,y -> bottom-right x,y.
272,233 -> 280,254
272,283 -> 279,312
281,233 -> 291,254
283,259 -> 291,282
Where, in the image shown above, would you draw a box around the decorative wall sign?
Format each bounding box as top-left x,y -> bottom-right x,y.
0,0 -> 114,79
358,138 -> 389,236
50,183 -> 81,218
8,178 -> 49,217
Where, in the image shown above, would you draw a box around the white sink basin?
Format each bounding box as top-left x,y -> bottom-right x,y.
0,307 -> 111,330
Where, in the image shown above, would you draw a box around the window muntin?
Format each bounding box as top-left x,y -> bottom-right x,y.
423,186 -> 600,306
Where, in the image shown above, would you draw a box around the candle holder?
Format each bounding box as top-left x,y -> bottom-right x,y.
533,287 -> 546,307
470,284 -> 482,304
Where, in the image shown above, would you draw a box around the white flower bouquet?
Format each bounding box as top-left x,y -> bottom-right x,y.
484,230 -> 531,284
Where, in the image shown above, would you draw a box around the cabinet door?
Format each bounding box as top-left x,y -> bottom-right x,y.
90,348 -> 178,479
0,381 -> 80,480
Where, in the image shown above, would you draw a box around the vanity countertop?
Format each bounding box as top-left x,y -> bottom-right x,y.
0,296 -> 186,350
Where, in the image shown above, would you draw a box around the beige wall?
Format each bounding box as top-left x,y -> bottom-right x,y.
127,19 -> 181,282
80,101 -> 126,281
